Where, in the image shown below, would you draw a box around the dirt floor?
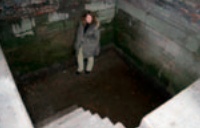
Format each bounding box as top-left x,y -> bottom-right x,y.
19,49 -> 171,128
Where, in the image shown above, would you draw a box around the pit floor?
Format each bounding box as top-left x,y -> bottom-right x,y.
19,49 -> 171,128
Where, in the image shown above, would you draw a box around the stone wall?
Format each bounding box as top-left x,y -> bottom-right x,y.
2,0 -> 200,94
115,0 -> 200,94
0,0 -> 116,78
0,46 -> 34,128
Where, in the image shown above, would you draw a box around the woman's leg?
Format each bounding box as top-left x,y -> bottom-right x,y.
86,56 -> 94,72
77,47 -> 84,72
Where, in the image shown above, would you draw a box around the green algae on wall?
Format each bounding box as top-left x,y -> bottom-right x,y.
0,0 -> 115,78
114,9 -> 199,95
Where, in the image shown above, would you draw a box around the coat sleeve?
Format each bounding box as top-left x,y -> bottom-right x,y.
74,23 -> 83,51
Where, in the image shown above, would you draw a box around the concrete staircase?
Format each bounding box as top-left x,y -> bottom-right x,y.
38,107 -> 126,128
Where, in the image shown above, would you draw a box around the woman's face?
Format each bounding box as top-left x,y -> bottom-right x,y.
85,14 -> 93,24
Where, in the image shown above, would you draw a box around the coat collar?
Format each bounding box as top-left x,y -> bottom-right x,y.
81,20 -> 100,30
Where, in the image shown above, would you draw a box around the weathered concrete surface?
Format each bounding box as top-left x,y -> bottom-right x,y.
0,0 -> 115,78
115,0 -> 200,94
20,49 -> 170,128
138,79 -> 200,128
39,107 -> 126,128
0,46 -> 33,128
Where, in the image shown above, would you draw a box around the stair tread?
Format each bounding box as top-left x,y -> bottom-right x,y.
114,122 -> 126,128
40,107 -> 126,128
76,114 -> 104,128
42,108 -> 85,128
92,114 -> 110,128
37,105 -> 78,128
58,110 -> 92,128
102,117 -> 115,128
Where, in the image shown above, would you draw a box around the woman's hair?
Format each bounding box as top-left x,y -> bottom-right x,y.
81,10 -> 98,26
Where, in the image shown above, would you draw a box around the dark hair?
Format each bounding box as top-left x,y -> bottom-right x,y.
81,10 -> 98,26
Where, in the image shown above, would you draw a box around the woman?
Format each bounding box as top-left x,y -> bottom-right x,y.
75,11 -> 100,74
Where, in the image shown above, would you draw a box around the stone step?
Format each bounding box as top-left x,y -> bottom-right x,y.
102,117 -> 115,128
40,107 -> 126,128
92,114 -> 109,128
41,107 -> 85,128
114,122 -> 126,128
58,110 -> 92,128
76,114 -> 103,128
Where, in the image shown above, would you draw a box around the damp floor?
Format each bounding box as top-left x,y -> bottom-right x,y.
19,49 -> 171,128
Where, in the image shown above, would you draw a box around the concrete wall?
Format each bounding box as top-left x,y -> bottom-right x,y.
115,0 -> 200,94
0,0 -> 116,79
138,79 -> 200,128
0,46 -> 33,128
2,0 -> 200,95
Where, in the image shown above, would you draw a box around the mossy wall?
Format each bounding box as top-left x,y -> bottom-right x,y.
0,0 -> 115,78
3,0 -> 200,95
115,0 -> 200,95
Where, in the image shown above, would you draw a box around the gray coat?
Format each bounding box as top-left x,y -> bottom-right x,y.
75,22 -> 100,58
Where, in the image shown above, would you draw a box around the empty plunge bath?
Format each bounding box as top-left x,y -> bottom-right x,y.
17,49 -> 171,128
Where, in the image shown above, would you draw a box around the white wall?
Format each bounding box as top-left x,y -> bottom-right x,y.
0,46 -> 34,128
